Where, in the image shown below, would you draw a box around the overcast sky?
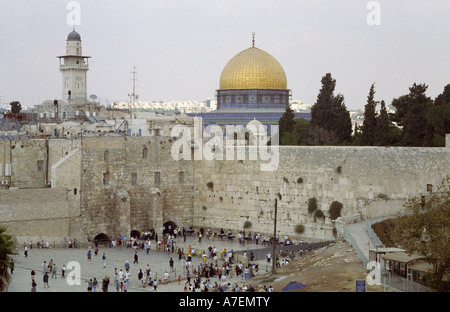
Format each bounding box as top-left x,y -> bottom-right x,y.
1,0 -> 449,110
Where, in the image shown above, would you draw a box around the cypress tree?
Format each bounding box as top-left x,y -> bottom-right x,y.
360,83 -> 378,145
374,100 -> 390,146
278,104 -> 296,145
311,73 -> 335,130
310,73 -> 352,144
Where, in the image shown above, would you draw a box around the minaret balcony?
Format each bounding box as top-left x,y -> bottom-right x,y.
59,63 -> 89,70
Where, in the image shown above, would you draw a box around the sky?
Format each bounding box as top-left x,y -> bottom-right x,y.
0,0 -> 449,111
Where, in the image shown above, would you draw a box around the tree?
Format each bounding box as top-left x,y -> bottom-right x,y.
394,176 -> 450,291
374,100 -> 391,146
403,84 -> 433,146
9,101 -> 22,114
0,226 -> 16,292
280,118 -> 311,146
310,73 -> 352,144
425,84 -> 450,147
391,83 -> 433,146
278,104 -> 296,145
360,83 -> 378,146
306,125 -> 337,146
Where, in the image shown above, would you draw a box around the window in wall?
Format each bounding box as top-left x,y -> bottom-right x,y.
103,173 -> 109,185
143,147 -> 148,159
131,173 -> 137,186
37,160 -> 44,172
179,172 -> 184,183
154,172 -> 160,185
104,150 -> 109,162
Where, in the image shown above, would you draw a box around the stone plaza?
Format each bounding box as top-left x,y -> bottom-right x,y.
6,233 -> 321,292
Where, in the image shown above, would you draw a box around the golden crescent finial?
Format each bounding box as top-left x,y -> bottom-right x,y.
252,32 -> 255,47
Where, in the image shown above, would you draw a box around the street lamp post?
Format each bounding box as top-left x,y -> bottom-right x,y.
272,198 -> 277,274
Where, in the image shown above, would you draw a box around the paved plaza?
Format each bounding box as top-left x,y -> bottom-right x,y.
6,234 -> 282,292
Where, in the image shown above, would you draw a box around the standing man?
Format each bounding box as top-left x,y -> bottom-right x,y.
51,263 -> 57,279
43,272 -> 50,288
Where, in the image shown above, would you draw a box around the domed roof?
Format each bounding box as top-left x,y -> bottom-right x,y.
219,46 -> 288,90
67,29 -> 81,41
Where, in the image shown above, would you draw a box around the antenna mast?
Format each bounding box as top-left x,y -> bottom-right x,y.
129,66 -> 138,118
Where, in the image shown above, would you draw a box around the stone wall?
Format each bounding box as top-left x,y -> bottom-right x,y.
0,188 -> 71,247
79,136 -> 194,240
192,146 -> 450,241
1,134 -> 449,245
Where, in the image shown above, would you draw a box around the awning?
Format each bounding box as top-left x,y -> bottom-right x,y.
381,252 -> 425,264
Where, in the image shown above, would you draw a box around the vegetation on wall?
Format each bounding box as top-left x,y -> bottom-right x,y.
308,197 -> 318,214
329,201 -> 343,220
294,224 -> 305,234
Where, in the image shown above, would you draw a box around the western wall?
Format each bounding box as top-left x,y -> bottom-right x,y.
193,144 -> 450,241
1,134 -> 449,247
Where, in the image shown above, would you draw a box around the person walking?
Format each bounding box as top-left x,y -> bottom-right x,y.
93,277 -> 98,292
102,276 -> 109,292
87,250 -> 92,262
61,264 -> 66,278
102,253 -> 106,268
134,251 -> 139,264
164,271 -> 170,284
42,261 -> 48,275
51,263 -> 57,279
169,257 -> 174,272
138,269 -> 144,285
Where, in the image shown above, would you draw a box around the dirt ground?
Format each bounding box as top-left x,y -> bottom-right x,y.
251,240 -> 384,292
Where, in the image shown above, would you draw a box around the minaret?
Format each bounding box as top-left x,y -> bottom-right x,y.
57,28 -> 90,105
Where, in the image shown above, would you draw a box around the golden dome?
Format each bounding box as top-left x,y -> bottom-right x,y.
219,47 -> 288,90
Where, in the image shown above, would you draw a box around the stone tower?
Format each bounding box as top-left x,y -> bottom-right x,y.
57,28 -> 90,105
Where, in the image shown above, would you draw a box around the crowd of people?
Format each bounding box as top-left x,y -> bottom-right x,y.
17,226 -> 312,292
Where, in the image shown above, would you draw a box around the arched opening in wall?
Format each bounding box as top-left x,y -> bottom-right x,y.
163,221 -> 178,235
143,147 -> 148,159
130,230 -> 140,239
93,233 -> 111,246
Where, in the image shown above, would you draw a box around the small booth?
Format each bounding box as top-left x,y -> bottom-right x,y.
381,252 -> 425,278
